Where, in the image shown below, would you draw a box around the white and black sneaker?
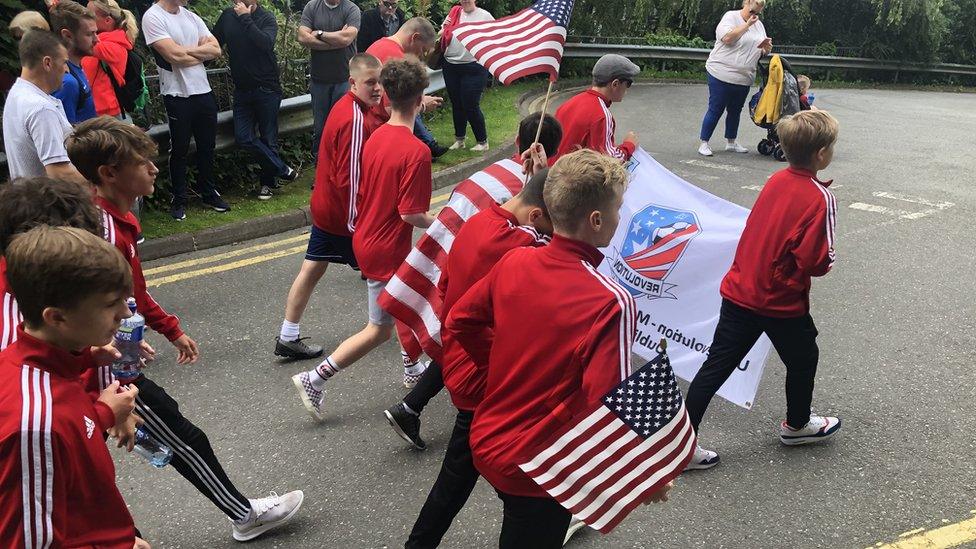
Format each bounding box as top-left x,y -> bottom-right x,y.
291,372 -> 324,422
779,414 -> 841,446
384,402 -> 426,450
403,360 -> 428,389
231,490 -> 304,542
684,445 -> 720,471
258,186 -> 273,200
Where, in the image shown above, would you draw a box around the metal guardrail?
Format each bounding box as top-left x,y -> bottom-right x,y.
4,46 -> 975,175
562,43 -> 976,76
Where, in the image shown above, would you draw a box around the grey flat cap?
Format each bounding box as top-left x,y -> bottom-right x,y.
592,54 -> 640,83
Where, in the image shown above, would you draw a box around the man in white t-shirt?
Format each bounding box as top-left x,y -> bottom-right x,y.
2,30 -> 87,185
143,0 -> 230,220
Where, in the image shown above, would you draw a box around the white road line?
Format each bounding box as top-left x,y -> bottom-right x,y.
848,202 -> 939,220
741,185 -> 765,191
680,159 -> 740,172
872,191 -> 955,210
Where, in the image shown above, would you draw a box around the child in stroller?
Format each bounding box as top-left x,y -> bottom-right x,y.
749,54 -> 801,161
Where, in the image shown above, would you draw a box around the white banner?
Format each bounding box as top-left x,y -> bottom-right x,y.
599,149 -> 771,409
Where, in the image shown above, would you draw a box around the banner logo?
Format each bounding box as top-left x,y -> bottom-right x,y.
611,204 -> 701,298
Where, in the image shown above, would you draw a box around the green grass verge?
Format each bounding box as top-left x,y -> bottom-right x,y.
141,80 -> 539,240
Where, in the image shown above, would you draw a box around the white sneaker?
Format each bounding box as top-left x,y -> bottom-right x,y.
448,139 -> 465,150
470,142 -> 490,152
725,141 -> 749,153
684,445 -> 720,470
779,414 -> 841,446
232,490 -> 304,542
563,517 -> 587,546
698,142 -> 713,156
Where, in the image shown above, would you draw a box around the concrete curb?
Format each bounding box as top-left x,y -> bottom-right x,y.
140,87 -> 539,262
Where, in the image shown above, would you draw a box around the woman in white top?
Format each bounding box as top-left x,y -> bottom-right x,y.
698,0 -> 773,156
440,0 -> 494,152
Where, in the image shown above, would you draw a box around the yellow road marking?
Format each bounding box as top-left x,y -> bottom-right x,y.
144,233 -> 309,276
146,245 -> 306,287
873,512 -> 976,549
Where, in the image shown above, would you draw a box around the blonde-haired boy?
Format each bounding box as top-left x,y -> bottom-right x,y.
685,110 -> 841,469
8,10 -> 50,40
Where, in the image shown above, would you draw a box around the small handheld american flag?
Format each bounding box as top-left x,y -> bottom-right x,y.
518,341 -> 696,534
453,0 -> 575,85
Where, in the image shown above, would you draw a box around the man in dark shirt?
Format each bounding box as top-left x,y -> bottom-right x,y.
298,0 -> 361,164
215,0 -> 298,200
357,0 -> 404,52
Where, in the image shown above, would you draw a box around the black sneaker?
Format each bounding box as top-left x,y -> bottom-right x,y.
258,186 -> 273,200
274,336 -> 323,360
170,204 -> 186,221
203,193 -> 231,212
280,165 -> 299,182
384,403 -> 426,450
429,141 -> 449,159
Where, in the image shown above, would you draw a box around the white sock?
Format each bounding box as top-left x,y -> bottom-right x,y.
280,320 -> 300,341
310,356 -> 339,389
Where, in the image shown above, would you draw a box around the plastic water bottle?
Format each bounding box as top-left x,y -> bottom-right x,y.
133,426 -> 173,468
807,92 -> 816,105
111,298 -> 144,382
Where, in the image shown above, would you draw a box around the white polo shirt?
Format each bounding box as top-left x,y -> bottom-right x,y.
2,78 -> 73,179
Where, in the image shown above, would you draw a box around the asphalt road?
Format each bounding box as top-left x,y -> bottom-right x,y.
116,83 -> 976,549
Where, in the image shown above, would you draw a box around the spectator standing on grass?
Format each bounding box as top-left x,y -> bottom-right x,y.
441,0 -> 493,152
357,0 -> 404,52
215,0 -> 299,201
83,0 -> 139,118
50,0 -> 99,125
698,0 -> 772,157
143,0 -> 231,221
2,30 -> 87,184
298,0 -> 360,164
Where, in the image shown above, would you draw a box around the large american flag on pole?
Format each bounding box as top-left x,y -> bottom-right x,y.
377,159 -> 526,362
518,343 -> 696,533
453,0 -> 575,85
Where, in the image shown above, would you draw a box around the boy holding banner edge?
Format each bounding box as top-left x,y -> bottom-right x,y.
685,110 -> 842,470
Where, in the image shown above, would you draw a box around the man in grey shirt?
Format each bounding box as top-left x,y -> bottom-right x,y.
2,30 -> 86,185
298,0 -> 360,163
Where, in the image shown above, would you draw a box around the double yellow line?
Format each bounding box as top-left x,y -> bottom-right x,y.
872,511 -> 976,548
144,189 -> 456,288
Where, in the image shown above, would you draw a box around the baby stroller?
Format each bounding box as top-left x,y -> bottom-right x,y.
748,55 -> 802,161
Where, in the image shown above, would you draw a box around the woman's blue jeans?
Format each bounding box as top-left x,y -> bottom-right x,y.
700,73 -> 751,141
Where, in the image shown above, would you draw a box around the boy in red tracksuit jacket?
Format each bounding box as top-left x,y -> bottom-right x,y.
446,150 -> 672,548
275,54 -> 383,361
553,54 -> 640,162
685,110 -> 842,470
66,117 -> 305,541
0,225 -> 139,548
398,166 -> 553,549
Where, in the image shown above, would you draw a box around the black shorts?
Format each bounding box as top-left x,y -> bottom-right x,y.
306,225 -> 359,269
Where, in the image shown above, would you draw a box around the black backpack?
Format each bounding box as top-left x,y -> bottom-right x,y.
100,50 -> 148,114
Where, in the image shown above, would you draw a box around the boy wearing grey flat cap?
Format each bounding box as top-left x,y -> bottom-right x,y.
553,53 -> 640,161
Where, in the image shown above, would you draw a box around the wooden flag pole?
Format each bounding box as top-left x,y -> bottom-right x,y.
524,79 -> 556,184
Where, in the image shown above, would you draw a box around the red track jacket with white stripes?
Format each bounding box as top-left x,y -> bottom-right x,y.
439,203 -> 549,412
553,89 -> 636,162
97,197 -> 184,342
0,328 -> 135,548
446,235 -> 636,497
721,166 -> 837,317
311,92 -> 377,236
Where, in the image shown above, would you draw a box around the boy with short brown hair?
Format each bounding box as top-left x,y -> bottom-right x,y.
66,116 -> 305,541
445,149 -> 671,547
292,58 -> 435,419
0,225 -> 139,548
685,110 -> 841,470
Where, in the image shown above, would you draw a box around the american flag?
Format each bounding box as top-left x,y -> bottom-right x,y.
518,344 -> 696,533
377,159 -> 526,362
453,0 -> 575,85
622,211 -> 700,280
